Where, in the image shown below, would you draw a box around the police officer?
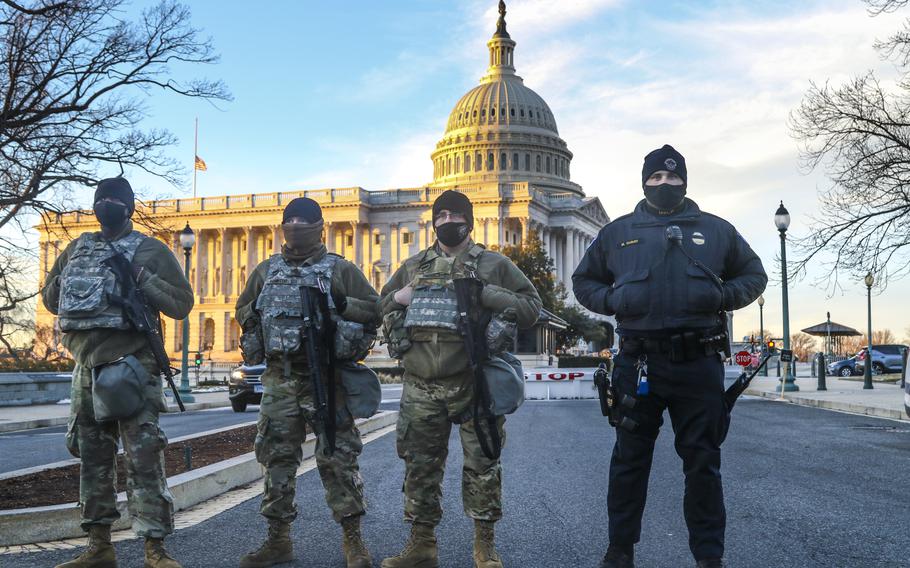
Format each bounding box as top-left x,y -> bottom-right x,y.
42,177 -> 194,568
573,145 -> 767,568
235,197 -> 380,568
379,190 -> 542,568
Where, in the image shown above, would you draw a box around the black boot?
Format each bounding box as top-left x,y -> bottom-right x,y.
696,559 -> 726,568
600,545 -> 634,568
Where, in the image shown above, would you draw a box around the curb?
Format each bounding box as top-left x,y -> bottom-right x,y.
744,388 -> 909,422
0,400 -> 231,434
0,410 -> 398,546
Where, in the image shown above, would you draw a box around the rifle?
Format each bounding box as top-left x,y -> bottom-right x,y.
724,353 -> 773,409
101,242 -> 185,412
453,277 -> 501,460
300,285 -> 336,456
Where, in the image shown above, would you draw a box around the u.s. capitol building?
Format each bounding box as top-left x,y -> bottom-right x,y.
35,4 -> 609,362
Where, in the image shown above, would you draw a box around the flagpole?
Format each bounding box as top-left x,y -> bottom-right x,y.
193,117 -> 198,198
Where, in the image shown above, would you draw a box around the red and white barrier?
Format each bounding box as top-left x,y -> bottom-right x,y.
523,368 -> 599,400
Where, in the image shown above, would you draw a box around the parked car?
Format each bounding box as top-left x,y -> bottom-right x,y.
854,344 -> 909,375
228,363 -> 265,412
827,357 -> 860,377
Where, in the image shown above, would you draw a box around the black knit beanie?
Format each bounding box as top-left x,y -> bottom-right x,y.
282,197 -> 323,223
432,190 -> 474,229
641,144 -> 687,188
94,177 -> 135,213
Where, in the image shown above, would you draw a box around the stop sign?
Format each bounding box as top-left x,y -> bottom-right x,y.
735,351 -> 752,367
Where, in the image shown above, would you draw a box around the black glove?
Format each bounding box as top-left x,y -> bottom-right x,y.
332,291 -> 348,314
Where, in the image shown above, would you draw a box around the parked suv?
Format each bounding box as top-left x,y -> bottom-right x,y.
827,357 -> 860,377
228,363 -> 265,412
854,344 -> 908,375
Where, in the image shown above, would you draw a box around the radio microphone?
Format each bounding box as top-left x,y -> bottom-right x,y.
666,225 -> 683,245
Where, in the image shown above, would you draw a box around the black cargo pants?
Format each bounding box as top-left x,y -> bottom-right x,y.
607,350 -> 729,561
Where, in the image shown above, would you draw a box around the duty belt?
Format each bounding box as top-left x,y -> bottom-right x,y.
620,331 -> 728,362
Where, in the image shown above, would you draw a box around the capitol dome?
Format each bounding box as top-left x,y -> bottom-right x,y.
430,1 -> 582,195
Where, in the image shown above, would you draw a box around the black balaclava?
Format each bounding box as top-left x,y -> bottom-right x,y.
281,197 -> 325,258
93,177 -> 134,230
432,190 -> 473,248
641,144 -> 688,213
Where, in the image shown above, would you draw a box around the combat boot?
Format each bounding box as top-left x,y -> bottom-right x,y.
341,515 -> 372,568
472,520 -> 503,568
144,538 -> 181,568
696,559 -> 726,568
239,520 -> 294,568
54,525 -> 117,568
380,523 -> 438,568
600,544 -> 635,568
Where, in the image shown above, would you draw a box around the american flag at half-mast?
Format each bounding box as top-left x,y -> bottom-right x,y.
194,155 -> 207,171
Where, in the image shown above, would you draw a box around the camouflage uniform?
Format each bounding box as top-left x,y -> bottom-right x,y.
235,244 -> 380,524
41,221 -> 194,537
379,241 -> 541,526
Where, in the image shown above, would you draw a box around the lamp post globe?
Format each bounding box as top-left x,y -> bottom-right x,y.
775,202 -> 798,392
179,222 -> 196,403
864,271 -> 875,390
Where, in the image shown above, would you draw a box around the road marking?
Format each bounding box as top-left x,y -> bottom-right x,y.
0,423 -> 396,556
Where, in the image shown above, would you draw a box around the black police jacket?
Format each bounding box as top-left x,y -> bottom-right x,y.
572,198 -> 768,333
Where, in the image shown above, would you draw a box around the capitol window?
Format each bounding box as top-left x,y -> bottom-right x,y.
500,152 -> 506,170
455,156 -> 461,172
487,152 -> 494,171
536,155 -> 541,172
513,153 -> 518,170
520,109 -> 525,117
546,156 -> 551,173
491,108 -> 495,117
510,108 -> 515,117
465,153 -> 471,171
402,232 -> 412,245
525,154 -> 530,171
481,108 -> 486,117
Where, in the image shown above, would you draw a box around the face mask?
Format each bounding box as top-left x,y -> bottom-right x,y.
435,222 -> 470,247
282,221 -> 324,256
644,184 -> 686,212
93,201 -> 128,229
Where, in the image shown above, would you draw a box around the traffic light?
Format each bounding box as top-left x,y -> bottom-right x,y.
194,352 -> 203,367
766,340 -> 777,354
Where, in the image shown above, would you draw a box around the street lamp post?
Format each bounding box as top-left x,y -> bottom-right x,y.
864,272 -> 875,390
758,294 -> 767,376
775,202 -> 798,392
178,223 -> 196,403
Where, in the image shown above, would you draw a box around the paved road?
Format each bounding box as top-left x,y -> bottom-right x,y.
0,385 -> 404,474
5,397 -> 908,567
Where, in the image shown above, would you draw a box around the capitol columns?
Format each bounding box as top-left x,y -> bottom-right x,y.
417,220 -> 427,251
195,228 -> 205,296
351,221 -> 361,267
246,226 -> 256,273
271,225 -> 281,254
219,228 -> 229,297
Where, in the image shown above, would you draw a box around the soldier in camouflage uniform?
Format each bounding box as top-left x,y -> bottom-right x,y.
234,197 -> 380,568
380,190 -> 542,568
41,178 -> 194,568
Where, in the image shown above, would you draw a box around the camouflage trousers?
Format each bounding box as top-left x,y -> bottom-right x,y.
65,349 -> 174,537
255,361 -> 366,524
396,370 -> 506,526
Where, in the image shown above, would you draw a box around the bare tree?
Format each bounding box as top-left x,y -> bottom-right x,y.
790,332 -> 818,361
0,0 -> 230,349
788,0 -> 910,291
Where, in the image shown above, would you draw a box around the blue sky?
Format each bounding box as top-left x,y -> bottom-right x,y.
71,0 -> 910,343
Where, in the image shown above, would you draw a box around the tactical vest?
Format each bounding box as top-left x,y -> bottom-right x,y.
58,231 -> 147,332
255,253 -> 341,357
403,244 -> 484,332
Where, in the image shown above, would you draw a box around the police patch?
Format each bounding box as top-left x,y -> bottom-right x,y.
692,232 -> 705,245
664,158 -> 677,171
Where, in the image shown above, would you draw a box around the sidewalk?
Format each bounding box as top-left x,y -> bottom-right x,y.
0,391 -> 231,433
743,370 -> 908,422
